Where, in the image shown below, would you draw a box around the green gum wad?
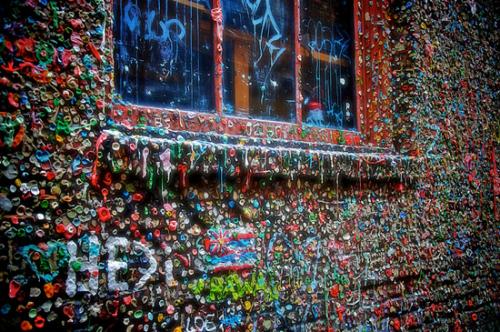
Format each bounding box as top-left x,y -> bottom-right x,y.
189,272 -> 279,303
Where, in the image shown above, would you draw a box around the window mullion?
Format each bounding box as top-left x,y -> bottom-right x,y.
212,0 -> 223,116
294,0 -> 302,127
354,0 -> 363,133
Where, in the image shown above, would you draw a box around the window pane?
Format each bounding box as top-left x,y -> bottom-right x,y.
114,0 -> 214,112
222,0 -> 295,122
301,0 -> 356,129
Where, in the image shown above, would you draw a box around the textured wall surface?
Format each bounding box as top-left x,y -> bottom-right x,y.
0,0 -> 498,331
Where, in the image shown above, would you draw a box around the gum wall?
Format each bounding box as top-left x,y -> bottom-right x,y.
0,0 -> 498,331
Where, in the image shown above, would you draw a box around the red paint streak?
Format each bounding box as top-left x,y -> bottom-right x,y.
236,233 -> 255,240
88,42 -> 102,63
90,132 -> 109,188
213,264 -> 254,273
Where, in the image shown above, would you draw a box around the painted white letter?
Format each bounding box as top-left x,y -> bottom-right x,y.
106,237 -> 130,292
66,234 -> 100,297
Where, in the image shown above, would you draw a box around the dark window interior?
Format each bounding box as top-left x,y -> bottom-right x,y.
113,0 -> 356,130
114,0 -> 214,112
221,0 -> 296,122
301,0 -> 356,129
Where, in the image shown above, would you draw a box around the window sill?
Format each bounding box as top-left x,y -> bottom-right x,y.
96,124 -> 420,184
111,104 -> 362,146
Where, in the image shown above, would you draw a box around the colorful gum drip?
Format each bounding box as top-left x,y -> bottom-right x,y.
0,0 -> 498,332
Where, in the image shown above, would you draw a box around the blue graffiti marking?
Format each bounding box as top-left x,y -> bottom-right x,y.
145,11 -> 186,43
19,242 -> 70,282
242,0 -> 286,82
124,1 -> 140,33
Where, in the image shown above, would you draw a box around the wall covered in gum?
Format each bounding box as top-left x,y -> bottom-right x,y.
0,0 -> 498,331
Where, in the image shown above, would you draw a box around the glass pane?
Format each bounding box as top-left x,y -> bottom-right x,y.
114,0 -> 214,112
222,0 -> 296,122
301,0 -> 356,129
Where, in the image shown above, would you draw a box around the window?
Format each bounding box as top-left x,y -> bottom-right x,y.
114,0 -> 214,111
113,0 -> 360,142
222,0 -> 295,122
300,0 -> 356,129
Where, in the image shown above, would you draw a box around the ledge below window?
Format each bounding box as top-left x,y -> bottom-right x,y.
110,104 -> 365,146
93,124 -> 421,189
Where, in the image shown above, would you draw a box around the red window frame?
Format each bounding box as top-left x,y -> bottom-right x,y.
109,0 -> 392,147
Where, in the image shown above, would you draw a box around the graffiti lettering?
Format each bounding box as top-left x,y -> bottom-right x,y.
145,11 -> 186,43
66,234 -> 100,297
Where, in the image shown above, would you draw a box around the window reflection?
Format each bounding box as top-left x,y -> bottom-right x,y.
114,0 -> 214,112
222,0 -> 296,122
301,0 -> 356,129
